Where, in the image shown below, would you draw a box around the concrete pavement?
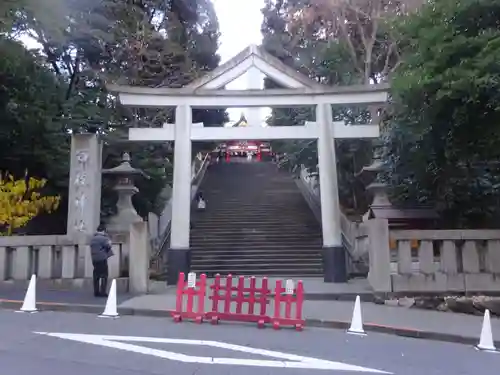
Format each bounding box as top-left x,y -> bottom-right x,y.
0,310 -> 498,374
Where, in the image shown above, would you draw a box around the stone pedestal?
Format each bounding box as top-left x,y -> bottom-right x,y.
129,222 -> 149,294
367,182 -> 391,207
107,183 -> 142,232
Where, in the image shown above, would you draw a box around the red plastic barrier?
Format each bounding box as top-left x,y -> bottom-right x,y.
206,274 -> 271,328
171,272 -> 207,324
271,280 -> 305,331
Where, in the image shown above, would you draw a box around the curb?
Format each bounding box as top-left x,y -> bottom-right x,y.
306,319 -> 500,347
0,299 -> 172,318
1,299 -> 495,347
303,293 -> 375,302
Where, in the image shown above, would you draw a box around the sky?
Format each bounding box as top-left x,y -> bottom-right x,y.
21,0 -> 267,123
212,0 -> 267,123
212,0 -> 264,65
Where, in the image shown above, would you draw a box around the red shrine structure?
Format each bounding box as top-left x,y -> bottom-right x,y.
216,115 -> 273,161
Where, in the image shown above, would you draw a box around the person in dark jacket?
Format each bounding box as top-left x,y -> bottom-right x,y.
90,224 -> 114,297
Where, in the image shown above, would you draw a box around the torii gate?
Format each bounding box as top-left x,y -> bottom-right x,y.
108,45 -> 388,284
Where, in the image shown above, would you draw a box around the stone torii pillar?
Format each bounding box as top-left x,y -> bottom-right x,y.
167,104 -> 193,284
316,104 -> 346,283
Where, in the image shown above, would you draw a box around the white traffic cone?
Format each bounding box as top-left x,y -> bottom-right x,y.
18,274 -> 38,313
476,309 -> 497,352
347,295 -> 366,335
99,279 -> 119,318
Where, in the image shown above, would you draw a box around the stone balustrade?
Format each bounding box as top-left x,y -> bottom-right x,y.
0,235 -> 125,283
366,218 -> 500,293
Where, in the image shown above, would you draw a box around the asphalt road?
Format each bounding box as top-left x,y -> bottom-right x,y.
0,310 -> 498,375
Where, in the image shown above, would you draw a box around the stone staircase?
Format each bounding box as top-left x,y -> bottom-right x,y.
190,160 -> 324,277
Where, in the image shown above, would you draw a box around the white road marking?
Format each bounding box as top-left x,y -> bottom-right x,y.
34,332 -> 391,373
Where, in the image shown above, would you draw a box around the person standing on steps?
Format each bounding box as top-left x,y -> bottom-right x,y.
196,191 -> 206,211
90,224 -> 114,297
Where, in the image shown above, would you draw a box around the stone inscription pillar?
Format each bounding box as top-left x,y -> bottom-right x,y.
67,133 -> 103,241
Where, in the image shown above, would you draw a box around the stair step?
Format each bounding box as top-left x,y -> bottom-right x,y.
190,239 -> 322,244
192,222 -> 320,228
192,258 -> 322,265
203,210 -> 311,213
190,232 -> 321,239
200,203 -> 309,207
190,269 -> 323,276
193,219 -> 318,224
196,214 -> 315,220
190,240 -> 322,247
192,254 -> 321,260
192,219 -> 319,225
190,233 -> 322,239
190,227 -> 321,233
190,234 -> 322,240
190,245 -> 323,251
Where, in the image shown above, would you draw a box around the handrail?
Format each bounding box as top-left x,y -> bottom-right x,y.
295,173 -> 353,254
152,152 -> 210,260
276,140 -> 316,170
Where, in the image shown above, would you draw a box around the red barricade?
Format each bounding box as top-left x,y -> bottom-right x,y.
170,272 -> 305,331
171,272 -> 207,324
271,280 -> 305,331
206,274 -> 271,328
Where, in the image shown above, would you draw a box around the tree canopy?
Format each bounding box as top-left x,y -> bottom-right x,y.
3,0 -> 500,231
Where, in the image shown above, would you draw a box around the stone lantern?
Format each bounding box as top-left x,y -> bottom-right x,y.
355,159 -> 392,221
356,159 -> 438,228
102,153 -> 149,233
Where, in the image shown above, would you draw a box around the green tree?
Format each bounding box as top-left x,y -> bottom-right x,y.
382,0 -> 500,228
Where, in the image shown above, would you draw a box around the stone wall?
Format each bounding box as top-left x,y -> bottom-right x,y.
366,218 -> 500,293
